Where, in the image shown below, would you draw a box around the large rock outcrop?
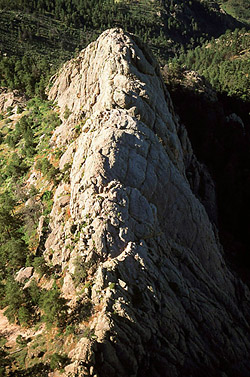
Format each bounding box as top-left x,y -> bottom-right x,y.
45,29 -> 250,377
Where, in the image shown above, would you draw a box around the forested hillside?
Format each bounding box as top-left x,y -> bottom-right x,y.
218,0 -> 250,25
177,28 -> 250,101
0,0 -> 247,97
0,97 -> 75,375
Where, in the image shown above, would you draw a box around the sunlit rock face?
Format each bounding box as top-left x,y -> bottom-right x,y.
47,29 -> 250,377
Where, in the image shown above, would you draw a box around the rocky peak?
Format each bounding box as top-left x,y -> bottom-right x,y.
43,29 -> 250,376
48,29 -> 185,172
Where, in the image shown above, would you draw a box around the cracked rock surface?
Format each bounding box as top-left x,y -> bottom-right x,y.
46,29 -> 250,377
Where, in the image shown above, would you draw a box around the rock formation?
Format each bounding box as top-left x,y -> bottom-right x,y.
0,87 -> 26,114
42,29 -> 250,376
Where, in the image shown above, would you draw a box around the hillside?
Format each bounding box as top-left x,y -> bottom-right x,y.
176,28 -> 250,101
0,0 -> 247,97
218,0 -> 250,25
1,28 -> 250,377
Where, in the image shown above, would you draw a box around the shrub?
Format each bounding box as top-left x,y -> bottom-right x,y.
29,185 -> 38,197
36,158 -> 59,183
62,162 -> 72,183
50,353 -> 69,371
6,106 -> 13,113
32,256 -> 48,277
73,257 -> 92,287
26,280 -> 41,306
5,134 -> 17,149
18,306 -> 31,326
39,283 -> 68,327
5,153 -> 28,178
69,298 -> 92,324
17,106 -> 23,114
3,278 -> 25,323
16,335 -> 28,346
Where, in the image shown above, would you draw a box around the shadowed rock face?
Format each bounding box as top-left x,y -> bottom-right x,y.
47,29 -> 250,377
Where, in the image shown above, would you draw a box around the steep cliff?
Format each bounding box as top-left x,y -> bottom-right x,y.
36,29 -> 250,377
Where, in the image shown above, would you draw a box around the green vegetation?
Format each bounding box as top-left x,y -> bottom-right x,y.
61,162 -> 72,184
0,98 -> 61,287
63,105 -> 72,120
3,278 -> 28,323
35,157 -> 60,184
2,275 -> 68,328
0,98 -> 66,328
0,52 -> 53,98
32,256 -> 49,277
0,0 -> 247,97
73,256 -> 92,287
50,353 -> 69,371
0,190 -> 27,276
40,283 -> 68,327
0,98 -> 74,374
218,0 -> 250,25
0,9 -> 81,97
0,0 -> 249,375
177,28 -> 250,101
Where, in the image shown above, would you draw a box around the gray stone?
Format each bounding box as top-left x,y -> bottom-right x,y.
16,267 -> 34,283
42,29 -> 250,377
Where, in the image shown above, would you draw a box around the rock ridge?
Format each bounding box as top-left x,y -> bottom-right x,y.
43,29 -> 250,377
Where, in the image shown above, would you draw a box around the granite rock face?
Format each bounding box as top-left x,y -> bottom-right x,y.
46,29 -> 250,377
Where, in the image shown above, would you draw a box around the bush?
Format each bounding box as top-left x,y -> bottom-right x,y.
5,153 -> 29,178
17,106 -> 23,114
50,353 -> 69,371
36,158 -> 60,183
16,335 -> 28,346
73,257 -> 92,287
29,185 -> 38,197
62,162 -> 72,183
3,278 -> 25,323
5,134 -> 17,149
39,283 -> 68,327
75,299 -> 92,323
18,306 -> 31,326
26,280 -> 41,306
32,256 -> 48,277
0,190 -> 28,273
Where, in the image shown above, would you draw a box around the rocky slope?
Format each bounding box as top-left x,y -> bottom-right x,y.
32,28 -> 250,376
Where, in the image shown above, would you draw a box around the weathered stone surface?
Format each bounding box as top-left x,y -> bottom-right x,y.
0,88 -> 26,113
45,29 -> 250,377
16,267 -> 34,283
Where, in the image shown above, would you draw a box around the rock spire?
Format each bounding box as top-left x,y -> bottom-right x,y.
45,29 -> 250,377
